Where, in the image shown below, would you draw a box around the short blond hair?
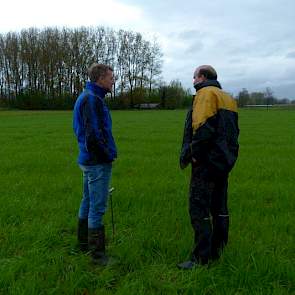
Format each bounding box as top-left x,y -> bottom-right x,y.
88,63 -> 113,82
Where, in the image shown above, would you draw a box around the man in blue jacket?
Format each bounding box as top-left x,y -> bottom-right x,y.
73,63 -> 117,265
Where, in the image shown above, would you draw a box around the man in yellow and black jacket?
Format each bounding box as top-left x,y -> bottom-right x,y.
178,65 -> 239,269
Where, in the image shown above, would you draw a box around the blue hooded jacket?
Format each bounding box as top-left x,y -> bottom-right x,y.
73,82 -> 117,165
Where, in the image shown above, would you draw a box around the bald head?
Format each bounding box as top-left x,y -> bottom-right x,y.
193,65 -> 218,86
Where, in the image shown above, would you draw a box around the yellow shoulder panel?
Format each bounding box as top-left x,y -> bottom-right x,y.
192,87 -> 237,132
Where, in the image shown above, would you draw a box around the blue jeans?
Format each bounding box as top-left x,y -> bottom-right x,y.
78,163 -> 112,229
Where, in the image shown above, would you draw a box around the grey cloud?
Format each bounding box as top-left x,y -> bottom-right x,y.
225,39 -> 285,59
228,58 -> 243,63
286,51 -> 295,58
123,0 -> 295,98
223,76 -> 295,99
185,41 -> 204,55
177,30 -> 203,41
272,83 -> 295,99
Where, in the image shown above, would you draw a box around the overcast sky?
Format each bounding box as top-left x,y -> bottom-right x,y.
1,0 -> 295,98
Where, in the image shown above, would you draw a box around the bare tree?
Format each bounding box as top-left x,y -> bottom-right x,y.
0,26 -> 163,108
147,40 -> 163,97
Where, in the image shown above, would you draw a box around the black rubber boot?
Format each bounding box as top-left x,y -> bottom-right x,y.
77,218 -> 88,252
88,226 -> 109,265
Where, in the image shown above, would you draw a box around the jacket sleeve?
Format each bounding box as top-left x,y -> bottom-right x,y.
179,108 -> 193,169
82,96 -> 110,161
191,92 -> 217,160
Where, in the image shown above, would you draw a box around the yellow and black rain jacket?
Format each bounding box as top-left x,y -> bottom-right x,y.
180,80 -> 239,174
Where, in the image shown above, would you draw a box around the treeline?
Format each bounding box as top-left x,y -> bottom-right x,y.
236,87 -> 295,107
105,78 -> 192,110
0,27 -> 165,109
3,27 -> 292,111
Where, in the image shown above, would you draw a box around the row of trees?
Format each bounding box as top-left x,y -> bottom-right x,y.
0,27 -> 163,109
236,88 -> 295,107
106,79 -> 193,109
1,26 -> 292,110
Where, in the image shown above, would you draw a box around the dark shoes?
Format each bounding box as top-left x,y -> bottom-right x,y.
177,260 -> 198,270
177,255 -> 198,270
177,250 -> 221,270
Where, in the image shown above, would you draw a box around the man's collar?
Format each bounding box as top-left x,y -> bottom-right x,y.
194,80 -> 222,92
85,81 -> 108,98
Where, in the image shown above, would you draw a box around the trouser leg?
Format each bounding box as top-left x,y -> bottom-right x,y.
189,166 -> 214,265
211,174 -> 229,260
78,164 -> 112,264
77,168 -> 90,252
87,164 -> 112,229
78,168 -> 90,219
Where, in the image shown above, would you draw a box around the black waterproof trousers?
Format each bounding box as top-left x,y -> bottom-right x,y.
189,164 -> 229,265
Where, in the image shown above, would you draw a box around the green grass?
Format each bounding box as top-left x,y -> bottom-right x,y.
0,109 -> 294,295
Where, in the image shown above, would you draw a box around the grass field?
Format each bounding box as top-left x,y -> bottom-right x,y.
0,109 -> 294,295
